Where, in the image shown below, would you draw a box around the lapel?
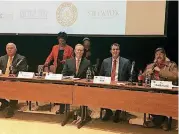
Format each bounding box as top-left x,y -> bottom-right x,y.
108,57 -> 112,76
71,58 -> 76,75
77,58 -> 84,77
4,55 -> 8,70
118,57 -> 123,80
55,45 -> 60,61
63,45 -> 67,59
12,54 -> 17,67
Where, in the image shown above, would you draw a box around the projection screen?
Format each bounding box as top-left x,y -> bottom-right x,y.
0,1 -> 167,35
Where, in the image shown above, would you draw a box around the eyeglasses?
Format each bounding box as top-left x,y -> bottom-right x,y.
112,49 -> 119,51
75,49 -> 84,52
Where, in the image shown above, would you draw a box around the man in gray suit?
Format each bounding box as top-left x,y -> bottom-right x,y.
0,43 -> 28,118
99,43 -> 131,123
58,44 -> 90,114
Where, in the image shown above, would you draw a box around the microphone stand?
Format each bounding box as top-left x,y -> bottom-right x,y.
128,72 -> 135,85
128,61 -> 136,85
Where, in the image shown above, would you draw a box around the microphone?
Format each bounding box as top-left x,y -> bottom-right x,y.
130,61 -> 135,75
128,61 -> 135,85
152,63 -> 157,71
16,58 -> 25,67
146,63 -> 157,76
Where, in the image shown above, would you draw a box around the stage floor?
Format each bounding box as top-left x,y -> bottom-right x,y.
0,101 -> 177,134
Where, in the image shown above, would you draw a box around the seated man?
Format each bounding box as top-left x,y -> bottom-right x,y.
61,44 -> 91,123
142,47 -> 178,130
99,43 -> 132,123
62,43 -> 90,79
0,42 -> 28,118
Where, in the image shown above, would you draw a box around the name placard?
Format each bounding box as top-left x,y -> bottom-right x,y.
93,76 -> 111,84
62,76 -> 74,79
45,73 -> 63,80
18,71 -> 34,78
151,80 -> 173,89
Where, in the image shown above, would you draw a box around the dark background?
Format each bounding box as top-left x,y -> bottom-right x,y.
0,1 -> 178,73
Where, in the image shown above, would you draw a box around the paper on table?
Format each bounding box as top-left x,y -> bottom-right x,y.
117,83 -> 126,86
73,78 -> 80,80
63,76 -> 74,79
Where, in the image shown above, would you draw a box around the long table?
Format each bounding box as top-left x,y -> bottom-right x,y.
0,77 -> 73,104
73,79 -> 178,128
73,79 -> 178,117
0,76 -> 178,128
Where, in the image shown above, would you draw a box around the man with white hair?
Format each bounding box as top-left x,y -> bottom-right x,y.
61,44 -> 91,124
62,44 -> 90,78
0,42 -> 28,118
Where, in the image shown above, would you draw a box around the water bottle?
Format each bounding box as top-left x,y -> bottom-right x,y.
145,74 -> 151,86
9,65 -> 13,75
38,67 -> 43,77
138,70 -> 143,86
86,67 -> 92,82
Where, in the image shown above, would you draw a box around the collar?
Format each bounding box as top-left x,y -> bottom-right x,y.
75,57 -> 82,61
112,56 -> 119,62
8,56 -> 14,59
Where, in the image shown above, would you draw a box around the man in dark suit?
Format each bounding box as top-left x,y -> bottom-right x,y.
99,43 -> 131,123
0,42 -> 28,118
58,44 -> 90,114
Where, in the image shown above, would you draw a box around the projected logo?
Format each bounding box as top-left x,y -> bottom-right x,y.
0,12 -> 13,20
56,2 -> 78,27
20,9 -> 48,19
88,10 -> 120,19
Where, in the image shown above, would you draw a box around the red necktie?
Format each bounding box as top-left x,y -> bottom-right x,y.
111,59 -> 116,81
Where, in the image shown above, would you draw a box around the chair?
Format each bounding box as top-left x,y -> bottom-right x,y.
143,113 -> 172,131
27,65 -> 56,111
43,65 -> 56,74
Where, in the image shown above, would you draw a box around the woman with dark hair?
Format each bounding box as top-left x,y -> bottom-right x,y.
44,32 -> 73,114
44,32 -> 73,73
82,37 -> 91,61
82,37 -> 100,76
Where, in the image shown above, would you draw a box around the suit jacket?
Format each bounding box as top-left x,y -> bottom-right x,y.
62,58 -> 90,78
99,57 -> 131,81
45,44 -> 73,67
0,54 -> 28,74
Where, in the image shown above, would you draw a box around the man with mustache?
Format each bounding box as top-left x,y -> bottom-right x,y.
142,47 -> 178,130
143,48 -> 177,81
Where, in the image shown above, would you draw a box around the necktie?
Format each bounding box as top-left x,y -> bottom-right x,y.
5,57 -> 13,75
111,59 -> 116,81
76,59 -> 80,74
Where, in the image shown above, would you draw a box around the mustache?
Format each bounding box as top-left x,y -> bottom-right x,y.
156,57 -> 162,59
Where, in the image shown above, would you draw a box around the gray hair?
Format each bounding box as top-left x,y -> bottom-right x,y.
75,44 -> 84,50
6,42 -> 17,50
